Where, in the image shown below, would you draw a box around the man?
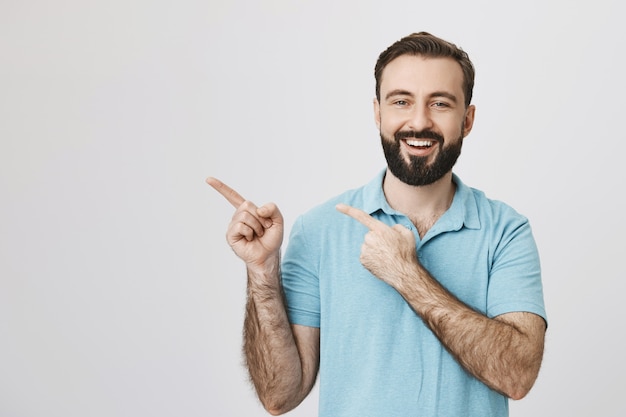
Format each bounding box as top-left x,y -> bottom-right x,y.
207,32 -> 547,417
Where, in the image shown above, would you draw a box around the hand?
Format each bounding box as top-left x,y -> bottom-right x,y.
336,203 -> 418,288
207,177 -> 284,270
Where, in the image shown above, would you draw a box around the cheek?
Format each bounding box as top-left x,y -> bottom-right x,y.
440,118 -> 466,140
378,115 -> 405,135
456,120 -> 467,138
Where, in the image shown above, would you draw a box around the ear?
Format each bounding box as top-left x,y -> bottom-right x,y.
462,104 -> 476,137
373,98 -> 381,130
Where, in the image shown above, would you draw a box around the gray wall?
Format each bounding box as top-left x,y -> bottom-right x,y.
1,1 -> 623,416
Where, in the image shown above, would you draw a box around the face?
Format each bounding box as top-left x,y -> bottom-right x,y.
374,55 -> 475,186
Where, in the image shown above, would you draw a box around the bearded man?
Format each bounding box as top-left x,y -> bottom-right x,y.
208,32 -> 547,417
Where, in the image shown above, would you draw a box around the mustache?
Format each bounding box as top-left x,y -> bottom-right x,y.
395,130 -> 444,144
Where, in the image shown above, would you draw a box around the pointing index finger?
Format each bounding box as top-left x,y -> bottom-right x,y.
336,203 -> 388,231
206,177 -> 246,208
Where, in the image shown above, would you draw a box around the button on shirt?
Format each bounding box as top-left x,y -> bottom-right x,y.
282,169 -> 547,417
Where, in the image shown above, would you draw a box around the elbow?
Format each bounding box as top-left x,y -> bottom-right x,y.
500,360 -> 543,400
507,387 -> 530,401
264,404 -> 294,416
261,398 -> 295,416
502,377 -> 536,401
256,378 -> 313,415
255,384 -> 306,415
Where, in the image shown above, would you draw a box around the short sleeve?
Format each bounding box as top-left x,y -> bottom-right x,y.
487,218 -> 547,324
281,216 -> 321,328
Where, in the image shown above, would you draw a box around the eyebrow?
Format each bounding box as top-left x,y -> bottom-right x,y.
385,89 -> 413,100
385,89 -> 458,103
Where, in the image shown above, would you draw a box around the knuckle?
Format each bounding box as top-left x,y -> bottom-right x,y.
240,200 -> 256,211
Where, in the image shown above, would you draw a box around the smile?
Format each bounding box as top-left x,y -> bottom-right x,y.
405,139 -> 436,148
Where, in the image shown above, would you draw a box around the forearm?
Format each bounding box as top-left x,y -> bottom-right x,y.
243,255 -> 309,414
397,267 -> 544,400
207,179 -> 313,412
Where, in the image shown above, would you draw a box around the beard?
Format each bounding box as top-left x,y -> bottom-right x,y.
381,128 -> 463,186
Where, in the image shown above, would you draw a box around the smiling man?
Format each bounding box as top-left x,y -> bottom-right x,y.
377,54 -> 470,189
208,32 -> 547,417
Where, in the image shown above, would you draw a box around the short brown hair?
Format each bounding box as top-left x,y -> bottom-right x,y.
374,32 -> 475,107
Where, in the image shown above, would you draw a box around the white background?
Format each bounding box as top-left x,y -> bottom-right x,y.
1,0 -> 624,416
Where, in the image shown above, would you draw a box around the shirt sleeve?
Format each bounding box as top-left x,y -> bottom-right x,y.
281,215 -> 321,328
487,216 -> 547,325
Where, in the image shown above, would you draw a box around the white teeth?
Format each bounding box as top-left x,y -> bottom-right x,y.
406,139 -> 433,147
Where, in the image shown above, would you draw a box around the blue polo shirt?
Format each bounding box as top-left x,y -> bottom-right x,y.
282,170 -> 546,417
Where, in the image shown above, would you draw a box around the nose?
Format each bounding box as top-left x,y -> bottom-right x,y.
407,104 -> 433,131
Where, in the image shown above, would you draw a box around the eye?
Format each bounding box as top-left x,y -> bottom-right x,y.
432,101 -> 449,108
393,100 -> 409,107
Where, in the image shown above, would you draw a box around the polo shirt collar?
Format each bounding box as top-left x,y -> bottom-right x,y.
361,169 -> 481,232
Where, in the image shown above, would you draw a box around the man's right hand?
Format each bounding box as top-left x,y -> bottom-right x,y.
206,177 -> 284,271
207,177 -> 319,414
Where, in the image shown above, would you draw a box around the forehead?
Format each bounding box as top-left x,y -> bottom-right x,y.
380,55 -> 465,97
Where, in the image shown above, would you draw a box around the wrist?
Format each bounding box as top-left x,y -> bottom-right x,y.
247,252 -> 281,286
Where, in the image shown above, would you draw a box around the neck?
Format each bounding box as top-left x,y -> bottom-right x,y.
383,169 -> 456,234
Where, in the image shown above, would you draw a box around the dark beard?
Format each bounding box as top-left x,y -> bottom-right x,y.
381,129 -> 463,186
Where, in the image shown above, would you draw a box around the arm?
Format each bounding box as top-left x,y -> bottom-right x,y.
244,256 -> 320,415
207,178 -> 320,414
336,204 -> 545,400
394,267 -> 545,400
